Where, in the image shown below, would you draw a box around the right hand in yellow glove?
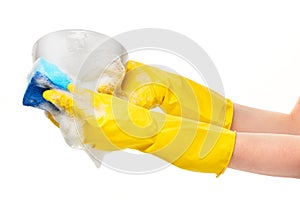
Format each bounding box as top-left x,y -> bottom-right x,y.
120,61 -> 234,129
43,85 -> 236,176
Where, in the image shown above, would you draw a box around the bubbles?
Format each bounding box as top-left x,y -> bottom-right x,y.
32,29 -> 128,87
32,29 -> 128,165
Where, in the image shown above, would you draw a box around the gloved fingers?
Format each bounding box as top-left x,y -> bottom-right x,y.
43,89 -> 74,116
122,62 -> 171,110
45,111 -> 60,127
43,85 -> 115,120
125,60 -> 145,72
123,62 -> 196,117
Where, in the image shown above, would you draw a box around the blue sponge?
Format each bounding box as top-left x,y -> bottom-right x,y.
22,58 -> 72,112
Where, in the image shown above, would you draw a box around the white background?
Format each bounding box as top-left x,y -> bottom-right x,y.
1,0 -> 300,199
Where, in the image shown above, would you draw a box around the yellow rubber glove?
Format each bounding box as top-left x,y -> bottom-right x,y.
120,61 -> 234,129
43,85 -> 236,176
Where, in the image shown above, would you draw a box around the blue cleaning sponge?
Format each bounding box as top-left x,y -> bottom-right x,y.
22,58 -> 72,112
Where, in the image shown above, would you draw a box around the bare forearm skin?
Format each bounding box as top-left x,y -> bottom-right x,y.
231,103 -> 298,134
228,132 -> 300,178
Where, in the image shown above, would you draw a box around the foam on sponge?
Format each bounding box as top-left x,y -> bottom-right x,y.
22,58 -> 72,112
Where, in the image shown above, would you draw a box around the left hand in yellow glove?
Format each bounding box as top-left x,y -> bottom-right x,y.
120,61 -> 233,129
43,85 -> 236,176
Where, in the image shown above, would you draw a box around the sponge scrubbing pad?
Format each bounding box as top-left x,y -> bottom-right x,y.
22,58 -> 72,112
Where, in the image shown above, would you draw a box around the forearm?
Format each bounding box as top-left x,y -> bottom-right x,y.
231,103 -> 297,134
228,132 -> 300,178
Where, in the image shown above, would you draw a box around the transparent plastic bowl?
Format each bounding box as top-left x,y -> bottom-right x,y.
32,29 -> 128,90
